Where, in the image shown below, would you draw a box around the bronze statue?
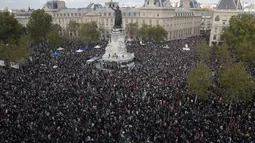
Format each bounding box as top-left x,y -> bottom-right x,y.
110,4 -> 122,28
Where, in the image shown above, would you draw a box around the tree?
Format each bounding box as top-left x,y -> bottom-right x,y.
98,26 -> 105,39
80,21 -> 99,43
0,41 -> 10,61
27,9 -> 52,43
187,62 -> 212,100
151,25 -> 167,42
0,12 -> 25,43
47,24 -> 62,48
67,20 -> 80,37
126,22 -> 139,39
202,8 -> 210,11
223,14 -> 255,48
235,40 -> 255,65
138,24 -> 167,42
216,43 -> 233,66
0,36 -> 30,63
196,40 -> 210,62
12,36 -> 31,63
47,31 -> 60,48
138,24 -> 153,40
217,62 -> 255,103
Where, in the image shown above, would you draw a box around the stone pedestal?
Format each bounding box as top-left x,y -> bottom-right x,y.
102,28 -> 134,63
97,28 -> 135,70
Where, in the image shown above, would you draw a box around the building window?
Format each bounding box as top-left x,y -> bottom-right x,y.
74,13 -> 77,16
157,14 -> 159,17
143,13 -> 145,16
67,13 -> 69,16
156,20 -> 159,25
71,13 -> 73,16
213,35 -> 217,40
126,19 -> 128,23
134,13 -> 136,16
79,13 -> 81,16
129,12 -> 131,16
149,20 -> 152,25
222,20 -> 226,25
123,12 -> 125,16
109,13 -> 111,16
64,13 -> 66,16
143,20 -> 145,24
104,13 -> 106,16
215,28 -> 217,33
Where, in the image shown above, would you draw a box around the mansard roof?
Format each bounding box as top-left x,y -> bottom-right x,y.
216,0 -> 242,10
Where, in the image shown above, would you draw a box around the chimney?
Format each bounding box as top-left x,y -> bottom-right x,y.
148,0 -> 155,7
180,0 -> 190,9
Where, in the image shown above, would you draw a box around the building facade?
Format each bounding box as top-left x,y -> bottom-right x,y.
200,11 -> 212,33
15,0 -> 203,41
209,0 -> 242,46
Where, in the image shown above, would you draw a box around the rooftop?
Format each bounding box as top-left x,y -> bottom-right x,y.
216,0 -> 242,10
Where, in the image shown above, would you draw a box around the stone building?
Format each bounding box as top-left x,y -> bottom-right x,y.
15,0 -> 203,41
14,12 -> 32,27
209,0 -> 242,46
200,11 -> 212,33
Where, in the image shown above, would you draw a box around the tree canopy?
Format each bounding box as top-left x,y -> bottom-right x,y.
67,20 -> 80,37
138,24 -> 167,42
202,8 -> 210,11
80,21 -> 100,43
222,14 -> 255,66
216,43 -> 234,66
47,24 -> 62,48
0,36 -> 30,63
0,12 -> 25,43
187,62 -> 212,100
223,14 -> 255,48
27,9 -> 52,43
217,62 -> 255,102
151,25 -> 168,42
138,24 -> 153,40
126,22 -> 139,39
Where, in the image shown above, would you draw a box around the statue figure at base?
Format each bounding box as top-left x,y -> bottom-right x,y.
110,4 -> 122,28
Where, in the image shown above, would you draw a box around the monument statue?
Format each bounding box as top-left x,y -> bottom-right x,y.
98,1 -> 135,70
110,4 -> 122,28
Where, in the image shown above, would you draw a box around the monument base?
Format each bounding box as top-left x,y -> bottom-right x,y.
97,27 -> 135,70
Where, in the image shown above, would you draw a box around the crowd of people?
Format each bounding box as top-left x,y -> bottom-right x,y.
0,35 -> 254,143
